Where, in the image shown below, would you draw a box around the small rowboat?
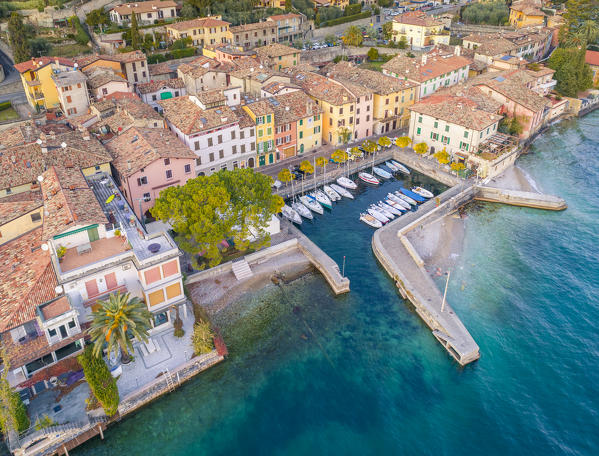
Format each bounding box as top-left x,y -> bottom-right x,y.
385,161 -> 399,172
331,183 -> 353,199
391,160 -> 410,174
282,205 -> 302,224
385,199 -> 407,212
312,190 -> 333,209
394,191 -> 418,206
370,204 -> 395,220
360,213 -> 382,228
300,195 -> 323,214
323,185 -> 341,202
359,172 -> 380,185
387,193 -> 412,209
368,207 -> 389,224
292,202 -> 313,220
378,201 -> 402,216
411,186 -> 434,198
400,187 -> 425,203
372,166 -> 392,179
337,176 -> 357,189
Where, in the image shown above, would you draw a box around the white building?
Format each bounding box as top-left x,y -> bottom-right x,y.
159,95 -> 257,175
109,1 -> 177,26
52,70 -> 90,117
136,78 -> 187,112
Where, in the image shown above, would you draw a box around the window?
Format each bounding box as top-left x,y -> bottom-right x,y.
195,141 -> 200,150
267,114 -> 272,123
164,158 -> 170,165
218,134 -> 223,144
251,142 -> 255,151
166,170 -> 173,179
184,164 -> 191,173
152,95 -> 157,101
240,130 -> 245,139
232,145 -> 237,154
66,95 -> 72,103
299,119 -> 303,126
31,212 -> 41,222
231,130 -> 236,140
143,192 -> 151,202
267,127 -> 272,136
258,129 -> 263,138
250,128 -> 254,137
464,131 -> 469,138
418,116 -> 423,123
416,127 -> 421,135
209,152 -> 215,162
68,319 -> 76,329
137,176 -> 148,186
208,137 -> 213,147
49,328 -> 57,337
445,125 -> 450,132
219,149 -> 224,159
241,144 -> 245,153
196,157 -> 202,166
434,121 -> 438,129
339,107 -> 343,115
299,131 -> 303,139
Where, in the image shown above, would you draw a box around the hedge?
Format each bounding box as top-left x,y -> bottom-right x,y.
78,346 -> 120,416
0,101 -> 11,111
321,11 -> 371,28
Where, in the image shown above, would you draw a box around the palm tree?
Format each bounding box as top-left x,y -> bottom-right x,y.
89,291 -> 152,364
577,20 -> 599,45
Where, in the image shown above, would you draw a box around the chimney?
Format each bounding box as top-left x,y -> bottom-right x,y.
127,160 -> 132,171
421,54 -> 427,65
454,45 -> 461,56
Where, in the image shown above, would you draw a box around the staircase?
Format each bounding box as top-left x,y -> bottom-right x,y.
231,259 -> 253,281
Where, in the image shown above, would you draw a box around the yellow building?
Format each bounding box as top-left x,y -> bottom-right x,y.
509,0 -> 546,28
243,101 -> 276,166
391,11 -> 450,49
255,43 -> 300,70
0,197 -> 43,245
585,50 -> 599,86
166,16 -> 232,47
256,0 -> 286,7
14,57 -> 75,111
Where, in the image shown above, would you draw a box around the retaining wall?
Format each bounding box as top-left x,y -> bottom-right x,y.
475,186 -> 567,210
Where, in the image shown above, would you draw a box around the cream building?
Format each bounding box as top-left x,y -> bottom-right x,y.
391,11 -> 450,49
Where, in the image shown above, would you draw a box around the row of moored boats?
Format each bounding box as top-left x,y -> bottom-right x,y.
359,186 -> 433,228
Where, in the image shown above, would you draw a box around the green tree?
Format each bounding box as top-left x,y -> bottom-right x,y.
433,148 -> 450,164
362,139 -> 378,154
324,34 -> 337,46
315,156 -> 327,171
382,22 -> 393,40
180,3 -> 198,19
77,346 -> 120,416
285,0 -> 292,11
461,1 -> 508,26
395,136 -> 412,148
508,116 -> 524,136
8,13 -> 31,64
450,162 -> 466,172
277,168 -> 295,185
299,160 -> 314,176
0,349 -> 30,436
331,148 -> 348,165
29,38 -> 51,57
338,126 -> 352,144
548,47 -> 593,96
192,320 -> 214,355
186,0 -> 212,17
343,25 -> 363,47
151,169 -> 284,269
378,136 -> 391,148
367,47 -> 379,61
130,12 -> 140,50
397,36 -> 408,49
86,8 -> 109,29
89,292 -> 152,363
577,19 -> 599,44
414,142 -> 428,155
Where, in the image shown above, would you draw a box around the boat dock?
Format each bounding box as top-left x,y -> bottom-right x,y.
474,185 -> 568,210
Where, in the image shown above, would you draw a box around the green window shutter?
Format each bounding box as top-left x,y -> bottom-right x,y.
445,125 -> 449,132
464,131 -> 468,138
299,119 -> 303,126
299,131 -> 303,139
434,121 -> 438,128
267,114 -> 272,123
417,127 -> 421,135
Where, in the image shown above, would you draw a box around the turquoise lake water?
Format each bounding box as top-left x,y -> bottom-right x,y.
74,111 -> 599,455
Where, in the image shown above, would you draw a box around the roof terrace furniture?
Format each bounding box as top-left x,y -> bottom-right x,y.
77,242 -> 92,255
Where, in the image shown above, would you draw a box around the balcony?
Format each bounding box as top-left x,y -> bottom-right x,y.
26,79 -> 42,87
59,236 -> 129,273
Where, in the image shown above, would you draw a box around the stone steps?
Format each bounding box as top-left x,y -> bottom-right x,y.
231,259 -> 253,281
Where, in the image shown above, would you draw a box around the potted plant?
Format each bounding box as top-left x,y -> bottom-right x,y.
114,229 -> 121,237
56,245 -> 67,262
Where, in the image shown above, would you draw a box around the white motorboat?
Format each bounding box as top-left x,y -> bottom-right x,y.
292,202 -> 313,220
300,195 -> 323,214
378,201 -> 402,216
394,191 -> 417,206
330,183 -> 353,199
337,176 -> 358,190
372,167 -> 392,179
368,207 -> 389,224
359,172 -> 380,185
385,161 -> 399,172
385,199 -> 407,212
282,205 -> 302,224
391,160 -> 410,174
312,190 -> 332,209
371,204 -> 395,220
323,185 -> 341,202
411,186 -> 434,198
360,213 -> 382,228
387,193 -> 411,209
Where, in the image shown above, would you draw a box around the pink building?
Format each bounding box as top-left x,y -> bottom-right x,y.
105,127 -> 197,219
353,92 -> 374,140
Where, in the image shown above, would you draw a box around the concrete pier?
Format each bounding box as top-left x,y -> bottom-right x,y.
372,184 -> 481,365
475,185 -> 568,210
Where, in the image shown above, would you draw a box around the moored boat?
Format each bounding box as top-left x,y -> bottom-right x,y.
372,166 -> 392,179
300,195 -> 323,214
391,160 -> 410,174
323,185 -> 341,202
331,183 -> 353,199
282,205 -> 302,224
400,187 -> 425,203
358,172 -> 380,185
292,202 -> 313,220
411,186 -> 434,198
394,191 -> 418,206
337,176 -> 358,189
387,193 -> 412,209
312,190 -> 333,209
385,198 -> 407,212
370,204 -> 394,220
378,201 -> 402,216
368,207 -> 389,224
385,161 -> 399,172
360,213 -> 382,228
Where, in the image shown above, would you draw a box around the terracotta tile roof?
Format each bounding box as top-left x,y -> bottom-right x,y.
268,13 -> 302,21
510,0 -> 546,16
111,1 -> 177,15
289,70 -> 355,106
75,50 -> 147,68
475,74 -> 549,112
0,227 -> 58,332
159,96 -> 238,134
3,329 -> 81,368
230,105 -> 255,128
0,130 -> 112,190
409,93 -> 502,130
0,193 -> 43,226
585,50 -> 599,67
382,51 -> 472,83
327,61 -> 418,95
230,21 -> 276,33
445,84 -> 503,113
167,17 -> 230,31
40,166 -> 107,240
105,127 -> 196,178
255,43 -> 298,58
266,90 -> 322,125
0,123 -> 42,148
261,80 -> 300,95
474,38 -> 519,57
244,99 -> 275,117
393,11 -> 444,27
14,57 -> 74,74
149,61 -> 174,76
136,77 -> 185,94
83,66 -> 128,89
51,70 -> 87,87
40,295 -> 70,320
195,88 -> 226,105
